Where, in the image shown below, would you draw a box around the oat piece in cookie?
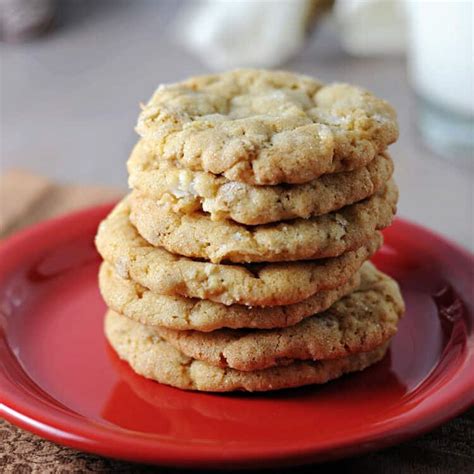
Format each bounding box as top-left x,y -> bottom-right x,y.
156,263 -> 404,371
95,198 -> 382,306
105,310 -> 390,392
130,180 -> 397,263
136,69 -> 398,185
128,141 -> 394,225
99,261 -> 361,332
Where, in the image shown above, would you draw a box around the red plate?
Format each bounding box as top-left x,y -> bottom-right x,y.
0,205 -> 473,469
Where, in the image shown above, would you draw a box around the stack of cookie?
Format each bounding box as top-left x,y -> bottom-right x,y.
96,69 -> 405,392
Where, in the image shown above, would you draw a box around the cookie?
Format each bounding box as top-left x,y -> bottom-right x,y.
136,69 -> 398,185
95,198 -> 382,306
99,261 -> 361,332
128,141 -> 394,225
130,180 -> 397,263
156,264 -> 404,371
105,310 -> 390,392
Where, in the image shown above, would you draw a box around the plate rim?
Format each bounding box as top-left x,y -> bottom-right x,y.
0,204 -> 473,468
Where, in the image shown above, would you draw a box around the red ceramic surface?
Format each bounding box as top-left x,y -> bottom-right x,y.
0,205 -> 473,469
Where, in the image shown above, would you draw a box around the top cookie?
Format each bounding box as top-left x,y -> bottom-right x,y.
136,69 -> 398,185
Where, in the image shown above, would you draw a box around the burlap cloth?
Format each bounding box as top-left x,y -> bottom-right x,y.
1,170 -> 473,473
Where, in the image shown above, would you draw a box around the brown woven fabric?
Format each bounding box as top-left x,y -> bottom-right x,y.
0,169 -> 123,238
0,170 -> 472,473
1,411 -> 473,473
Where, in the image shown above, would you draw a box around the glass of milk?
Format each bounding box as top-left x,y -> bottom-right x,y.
405,1 -> 473,167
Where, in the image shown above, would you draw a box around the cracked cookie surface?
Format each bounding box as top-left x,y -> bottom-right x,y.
136,69 -> 398,185
128,141 -> 394,225
95,198 -> 382,306
156,263 -> 404,371
105,310 -> 390,392
99,261 -> 361,331
130,180 -> 397,263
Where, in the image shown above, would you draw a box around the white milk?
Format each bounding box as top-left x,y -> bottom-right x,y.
405,1 -> 473,163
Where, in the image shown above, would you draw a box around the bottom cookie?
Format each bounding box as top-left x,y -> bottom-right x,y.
105,310 -> 390,392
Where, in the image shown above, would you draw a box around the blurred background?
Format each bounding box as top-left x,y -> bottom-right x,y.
0,0 -> 472,249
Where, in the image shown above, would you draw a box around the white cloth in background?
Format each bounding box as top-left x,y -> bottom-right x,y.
174,0 -> 314,69
174,0 -> 406,69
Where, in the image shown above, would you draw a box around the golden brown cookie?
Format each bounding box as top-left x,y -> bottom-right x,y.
99,261 -> 361,331
105,310 -> 390,392
136,69 -> 398,185
128,141 -> 394,225
95,198 -> 382,306
156,263 -> 404,371
129,181 -> 397,263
